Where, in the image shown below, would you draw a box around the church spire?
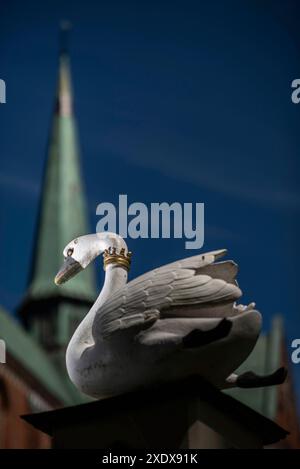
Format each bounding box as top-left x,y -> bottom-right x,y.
19,26 -> 96,357
56,21 -> 73,117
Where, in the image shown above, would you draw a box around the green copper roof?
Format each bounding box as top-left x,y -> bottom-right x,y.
0,307 -> 91,406
225,316 -> 283,419
26,52 -> 96,303
0,307 -> 69,404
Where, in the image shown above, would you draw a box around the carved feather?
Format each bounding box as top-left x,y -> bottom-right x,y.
93,251 -> 241,338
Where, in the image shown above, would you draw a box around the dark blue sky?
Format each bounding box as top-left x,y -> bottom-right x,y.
0,0 -> 300,404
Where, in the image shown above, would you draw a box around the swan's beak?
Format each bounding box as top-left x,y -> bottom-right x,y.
54,257 -> 83,285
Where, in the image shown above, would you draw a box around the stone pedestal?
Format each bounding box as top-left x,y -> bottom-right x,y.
22,376 -> 288,449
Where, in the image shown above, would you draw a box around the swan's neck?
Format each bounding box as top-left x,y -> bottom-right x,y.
92,231 -> 129,311
67,260 -> 128,356
93,264 -> 128,313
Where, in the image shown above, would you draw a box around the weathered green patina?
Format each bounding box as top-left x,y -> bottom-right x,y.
27,52 -> 95,302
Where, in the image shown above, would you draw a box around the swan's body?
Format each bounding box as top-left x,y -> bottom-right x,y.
55,232 -> 286,399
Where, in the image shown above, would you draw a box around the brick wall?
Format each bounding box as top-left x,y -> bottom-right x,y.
0,361 -> 53,448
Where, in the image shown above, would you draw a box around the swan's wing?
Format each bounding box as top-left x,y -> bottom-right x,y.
94,250 -> 242,339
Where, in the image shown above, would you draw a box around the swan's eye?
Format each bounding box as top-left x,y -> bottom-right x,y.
67,248 -> 74,257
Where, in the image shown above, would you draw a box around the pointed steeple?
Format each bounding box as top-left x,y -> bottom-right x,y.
19,26 -> 96,358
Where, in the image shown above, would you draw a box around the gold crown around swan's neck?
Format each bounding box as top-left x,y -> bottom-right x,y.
103,247 -> 132,271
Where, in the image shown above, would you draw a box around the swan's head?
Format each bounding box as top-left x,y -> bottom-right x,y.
54,234 -> 101,285
54,232 -> 128,285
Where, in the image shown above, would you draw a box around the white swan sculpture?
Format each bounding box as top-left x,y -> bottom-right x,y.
55,232 -> 286,399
